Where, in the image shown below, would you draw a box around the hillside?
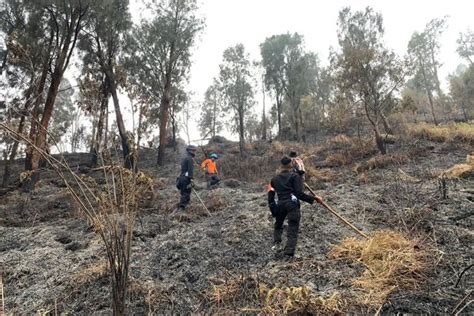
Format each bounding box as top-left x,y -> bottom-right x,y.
0,126 -> 473,314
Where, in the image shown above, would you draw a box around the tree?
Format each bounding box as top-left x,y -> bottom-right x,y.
219,43 -> 254,155
457,29 -> 474,66
332,7 -> 406,154
260,33 -> 318,141
21,0 -> 89,191
128,0 -> 203,166
79,0 -> 134,169
449,65 -> 474,121
77,65 -> 108,164
408,17 -> 448,125
198,79 -> 223,138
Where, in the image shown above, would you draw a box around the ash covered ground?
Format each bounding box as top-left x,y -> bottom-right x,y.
0,137 -> 472,314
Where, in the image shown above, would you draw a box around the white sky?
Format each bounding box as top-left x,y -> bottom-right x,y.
70,0 -> 474,147
179,0 -> 473,142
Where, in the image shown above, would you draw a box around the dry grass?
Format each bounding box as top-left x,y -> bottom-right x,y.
259,285 -> 343,314
408,122 -> 474,144
206,274 -> 343,314
329,230 -> 427,308
354,154 -> 409,174
70,261 -> 108,287
207,274 -> 259,306
305,165 -> 339,182
440,154 -> 474,179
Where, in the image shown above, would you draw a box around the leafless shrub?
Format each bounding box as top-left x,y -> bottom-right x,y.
0,122 -> 154,315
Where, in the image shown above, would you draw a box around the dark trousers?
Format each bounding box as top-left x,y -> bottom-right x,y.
179,178 -> 192,209
274,201 -> 301,256
206,174 -> 220,188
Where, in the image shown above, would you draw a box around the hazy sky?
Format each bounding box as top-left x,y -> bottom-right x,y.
132,0 -> 474,143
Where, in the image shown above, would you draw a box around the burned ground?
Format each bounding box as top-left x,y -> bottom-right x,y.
0,135 -> 472,314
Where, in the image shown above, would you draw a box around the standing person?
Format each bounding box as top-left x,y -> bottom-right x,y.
268,156 -> 322,259
201,153 -> 220,189
176,145 -> 197,211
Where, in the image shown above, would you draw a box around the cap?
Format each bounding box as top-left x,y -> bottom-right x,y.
186,145 -> 197,152
281,156 -> 292,166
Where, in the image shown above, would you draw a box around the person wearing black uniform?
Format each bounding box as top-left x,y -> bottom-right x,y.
268,156 -> 322,259
177,145 -> 197,210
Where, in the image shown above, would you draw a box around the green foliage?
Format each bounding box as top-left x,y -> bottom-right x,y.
219,43 -> 255,153
449,65 -> 474,120
331,6 -> 406,153
457,29 -> 474,65
260,33 -> 319,140
198,79 -> 224,138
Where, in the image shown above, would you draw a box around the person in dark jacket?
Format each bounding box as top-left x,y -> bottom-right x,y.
177,145 -> 197,210
268,156 -> 322,259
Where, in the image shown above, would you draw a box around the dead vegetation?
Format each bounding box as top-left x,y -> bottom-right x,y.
205,273 -> 344,314
408,122 -> 474,144
329,230 -> 428,308
259,285 -> 344,314
354,154 -> 409,173
440,154 -> 474,179
70,261 -> 108,287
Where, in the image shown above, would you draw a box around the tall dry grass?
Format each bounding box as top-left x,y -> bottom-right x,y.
329,230 -> 428,308
408,122 -> 474,144
1,122 -> 154,315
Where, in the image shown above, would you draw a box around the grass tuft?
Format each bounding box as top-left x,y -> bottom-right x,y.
329,230 -> 427,307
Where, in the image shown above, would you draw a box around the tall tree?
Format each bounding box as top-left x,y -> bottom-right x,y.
128,0 -> 203,166
449,65 -> 474,121
332,7 -> 406,154
457,29 -> 474,66
219,43 -> 255,155
198,79 -> 223,138
79,0 -> 134,169
23,0 -> 89,191
260,33 -> 318,141
408,17 -> 448,125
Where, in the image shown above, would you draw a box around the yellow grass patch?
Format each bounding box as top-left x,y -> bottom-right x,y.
259,285 -> 343,314
440,154 -> 474,179
305,165 -> 338,182
354,154 -> 409,173
409,122 -> 474,144
329,230 -> 427,308
70,261 -> 108,286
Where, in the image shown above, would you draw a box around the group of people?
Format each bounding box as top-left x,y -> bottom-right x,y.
176,145 -> 323,259
176,145 -> 221,211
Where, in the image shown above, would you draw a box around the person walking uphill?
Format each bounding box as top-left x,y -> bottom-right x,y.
268,156 -> 323,259
176,145 -> 197,211
201,153 -> 220,189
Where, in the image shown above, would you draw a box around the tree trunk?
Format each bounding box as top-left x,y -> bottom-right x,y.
157,81 -> 171,166
381,112 -> 393,134
298,105 -> 306,142
426,88 -> 438,125
105,68 -> 134,170
2,115 -> 26,187
374,126 -> 386,155
262,76 -> 266,140
92,92 -> 107,166
238,107 -> 245,156
171,110 -> 177,152
137,102 -> 143,151
276,94 -> 282,137
460,101 -> 469,122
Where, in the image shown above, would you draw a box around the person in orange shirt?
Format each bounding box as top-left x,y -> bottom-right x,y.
201,153 -> 220,189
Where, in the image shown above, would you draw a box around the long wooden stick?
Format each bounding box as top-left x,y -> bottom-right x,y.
305,183 -> 369,239
192,187 -> 212,216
